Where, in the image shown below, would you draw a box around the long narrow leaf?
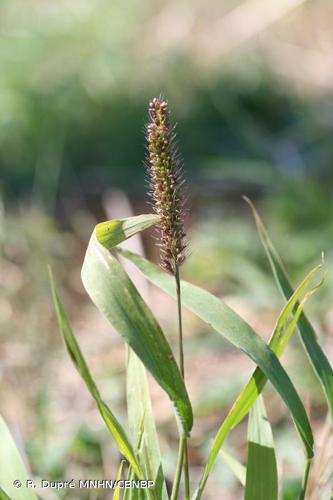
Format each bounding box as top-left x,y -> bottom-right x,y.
245,396 -> 278,500
82,216 -> 193,435
113,460 -> 125,500
0,415 -> 37,500
119,249 -> 323,499
220,450 -> 246,486
107,212 -> 168,499
245,197 -> 333,419
199,264 -> 325,498
117,250 -> 316,476
49,267 -> 143,480
127,350 -> 168,500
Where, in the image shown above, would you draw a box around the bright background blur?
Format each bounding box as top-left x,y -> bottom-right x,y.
1,1 -> 333,499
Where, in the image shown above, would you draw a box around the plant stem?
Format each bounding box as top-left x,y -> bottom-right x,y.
299,458 -> 312,500
171,434 -> 186,500
183,445 -> 190,500
175,265 -> 185,377
175,265 -> 190,500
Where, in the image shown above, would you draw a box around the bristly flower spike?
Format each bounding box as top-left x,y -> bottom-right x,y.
146,97 -> 187,275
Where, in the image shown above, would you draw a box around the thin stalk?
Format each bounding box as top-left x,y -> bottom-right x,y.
299,458 -> 312,500
171,434 -> 186,500
183,446 -> 190,500
175,265 -> 190,500
175,266 -> 185,377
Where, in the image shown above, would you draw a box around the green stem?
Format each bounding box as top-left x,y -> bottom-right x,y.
175,265 -> 185,377
171,434 -> 186,500
183,445 -> 190,500
175,265 -> 190,500
299,458 -> 312,500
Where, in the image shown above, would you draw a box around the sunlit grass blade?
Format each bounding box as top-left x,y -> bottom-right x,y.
48,266 -> 144,481
220,450 -> 246,486
0,415 -> 37,500
96,214 -> 159,248
127,349 -> 168,500
245,197 -> 333,419
118,249 -> 313,499
83,219 -> 193,436
200,264 -> 325,499
245,396 -> 278,500
113,460 -> 125,500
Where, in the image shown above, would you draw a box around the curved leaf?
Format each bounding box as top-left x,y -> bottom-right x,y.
49,267 -> 144,480
119,250 -> 323,500
82,215 -> 193,435
96,214 -> 159,248
245,197 -> 333,420
118,250 -> 314,456
195,264 -> 324,498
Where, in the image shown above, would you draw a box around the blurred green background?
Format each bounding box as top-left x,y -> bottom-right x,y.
1,0 -> 333,499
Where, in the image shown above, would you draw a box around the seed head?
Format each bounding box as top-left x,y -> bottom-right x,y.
146,97 -> 187,274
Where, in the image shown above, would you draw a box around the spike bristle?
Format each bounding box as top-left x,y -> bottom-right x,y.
145,97 -> 187,274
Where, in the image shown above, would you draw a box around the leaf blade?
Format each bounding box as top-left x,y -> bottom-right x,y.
197,263 -> 324,499
120,248 -> 313,455
119,249 -> 316,483
127,350 -> 168,500
220,450 -> 246,486
0,415 -> 37,500
245,198 -> 333,419
113,460 -> 125,500
83,220 -> 193,435
96,214 -> 160,248
245,396 -> 278,500
48,266 -> 143,480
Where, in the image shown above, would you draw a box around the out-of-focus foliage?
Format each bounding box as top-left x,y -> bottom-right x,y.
1,0 -> 333,209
